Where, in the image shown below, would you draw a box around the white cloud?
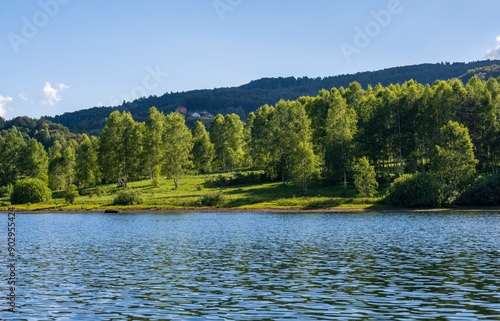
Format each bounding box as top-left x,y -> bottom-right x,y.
485,35 -> 500,60
58,83 -> 69,90
42,81 -> 69,105
0,95 -> 13,118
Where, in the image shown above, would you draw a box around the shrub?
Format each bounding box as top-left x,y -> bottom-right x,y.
385,173 -> 444,208
0,184 -> 13,197
152,165 -> 161,188
456,175 -> 500,206
201,191 -> 226,207
11,178 -> 52,205
96,186 -> 106,197
113,188 -> 143,205
204,174 -> 229,188
230,172 -> 263,185
64,184 -> 79,205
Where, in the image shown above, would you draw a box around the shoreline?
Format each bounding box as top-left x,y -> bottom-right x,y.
5,206 -> 500,214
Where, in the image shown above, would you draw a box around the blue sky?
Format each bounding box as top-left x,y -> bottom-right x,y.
1,0 -> 499,119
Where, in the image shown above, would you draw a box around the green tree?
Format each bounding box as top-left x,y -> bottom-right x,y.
291,141 -> 319,194
352,157 -> 378,197
242,112 -> 255,167
22,138 -> 49,182
222,114 -> 245,171
431,121 -> 477,191
48,140 -> 65,190
75,134 -> 99,188
250,105 -> 275,167
144,107 -> 165,179
0,129 -> 27,186
99,111 -> 142,187
326,90 -> 357,189
163,112 -> 193,188
209,114 -> 225,171
191,121 -> 214,173
269,100 -> 313,186
61,142 -> 76,187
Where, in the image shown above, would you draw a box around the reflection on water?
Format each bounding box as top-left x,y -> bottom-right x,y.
1,212 -> 500,320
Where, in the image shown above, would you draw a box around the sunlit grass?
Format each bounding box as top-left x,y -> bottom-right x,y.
0,170 -> 387,212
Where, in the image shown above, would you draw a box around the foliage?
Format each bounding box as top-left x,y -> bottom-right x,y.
456,175 -> 500,206
431,121 -> 477,190
113,188 -> 143,205
291,141 -> 319,194
325,89 -> 357,187
11,178 -> 52,205
0,129 -> 27,186
268,100 -> 313,186
64,184 -> 79,205
96,185 -> 106,197
99,111 -> 142,187
144,107 -> 166,179
152,165 -> 161,188
0,184 -> 13,197
4,65 -> 500,210
75,134 -> 99,188
22,138 -> 49,182
209,114 -> 244,171
385,173 -> 444,208
352,157 -> 378,197
163,112 -> 193,188
44,61 -> 500,135
201,191 -> 227,207
191,121 -> 214,173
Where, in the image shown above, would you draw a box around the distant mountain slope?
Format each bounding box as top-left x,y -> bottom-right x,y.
458,64 -> 500,81
45,60 -> 500,135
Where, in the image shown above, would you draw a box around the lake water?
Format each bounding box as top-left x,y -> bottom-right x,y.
1,212 -> 500,320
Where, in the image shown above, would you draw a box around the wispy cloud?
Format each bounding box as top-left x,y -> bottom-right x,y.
42,82 -> 69,105
485,35 -> 500,60
0,95 -> 13,118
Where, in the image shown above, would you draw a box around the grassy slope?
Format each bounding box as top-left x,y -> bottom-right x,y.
0,171 -> 386,212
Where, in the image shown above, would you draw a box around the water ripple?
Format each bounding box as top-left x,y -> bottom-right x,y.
1,212 -> 499,320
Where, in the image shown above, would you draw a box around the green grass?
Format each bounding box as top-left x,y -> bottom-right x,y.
0,170 -> 387,212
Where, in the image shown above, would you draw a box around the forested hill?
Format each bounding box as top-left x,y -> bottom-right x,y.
45,60 -> 500,136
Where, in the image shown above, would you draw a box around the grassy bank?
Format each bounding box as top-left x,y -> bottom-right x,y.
0,171 -> 388,213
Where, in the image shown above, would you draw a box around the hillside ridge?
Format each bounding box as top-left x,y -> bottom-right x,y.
45,60 -> 500,135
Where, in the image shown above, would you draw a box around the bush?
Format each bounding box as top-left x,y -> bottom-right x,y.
11,178 -> 52,205
456,175 -> 500,206
152,165 -> 161,188
64,184 -> 79,205
385,173 -> 444,208
113,188 -> 143,205
0,184 -> 13,197
96,186 -> 106,197
201,192 -> 226,207
230,172 -> 263,185
204,175 -> 228,188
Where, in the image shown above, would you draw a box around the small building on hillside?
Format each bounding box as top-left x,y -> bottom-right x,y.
175,106 -> 187,114
191,112 -> 201,118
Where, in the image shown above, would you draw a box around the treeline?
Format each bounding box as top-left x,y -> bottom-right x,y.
45,61 -> 500,135
0,116 -> 78,148
2,76 -> 500,207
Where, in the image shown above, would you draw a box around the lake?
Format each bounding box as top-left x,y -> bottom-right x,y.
1,212 -> 499,320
